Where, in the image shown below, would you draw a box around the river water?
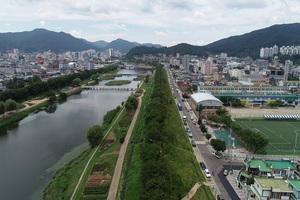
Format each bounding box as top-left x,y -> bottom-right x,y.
0,71 -> 141,200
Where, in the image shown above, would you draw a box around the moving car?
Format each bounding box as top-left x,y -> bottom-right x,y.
212,151 -> 222,159
204,169 -> 211,178
223,169 -> 228,176
200,162 -> 206,170
191,140 -> 196,147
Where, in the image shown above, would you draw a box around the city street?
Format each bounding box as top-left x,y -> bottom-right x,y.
167,68 -> 245,200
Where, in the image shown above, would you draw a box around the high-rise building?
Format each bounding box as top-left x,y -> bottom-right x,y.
284,60 -> 293,81
108,48 -> 114,58
182,54 -> 190,71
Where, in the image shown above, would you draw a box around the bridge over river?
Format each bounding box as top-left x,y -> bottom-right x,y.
82,86 -> 137,91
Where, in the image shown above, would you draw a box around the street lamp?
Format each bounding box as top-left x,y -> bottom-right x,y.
228,134 -> 233,174
294,130 -> 299,158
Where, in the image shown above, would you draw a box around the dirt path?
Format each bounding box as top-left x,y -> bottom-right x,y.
107,92 -> 143,200
181,182 -> 201,200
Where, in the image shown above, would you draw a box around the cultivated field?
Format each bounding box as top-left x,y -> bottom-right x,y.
235,118 -> 300,155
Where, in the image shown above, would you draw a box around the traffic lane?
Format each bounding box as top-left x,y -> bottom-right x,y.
218,165 -> 243,200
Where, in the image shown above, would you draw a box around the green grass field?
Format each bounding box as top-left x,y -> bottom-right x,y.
234,119 -> 300,155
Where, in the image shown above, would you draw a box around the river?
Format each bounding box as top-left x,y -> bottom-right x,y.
0,71 -> 141,200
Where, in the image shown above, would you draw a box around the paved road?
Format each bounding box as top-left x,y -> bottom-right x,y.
167,68 -> 244,200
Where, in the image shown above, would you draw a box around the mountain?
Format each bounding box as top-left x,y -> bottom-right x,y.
205,23 -> 300,58
80,38 -> 108,49
94,38 -> 163,54
127,23 -> 300,58
0,29 -> 99,53
126,43 -> 208,58
104,38 -> 137,54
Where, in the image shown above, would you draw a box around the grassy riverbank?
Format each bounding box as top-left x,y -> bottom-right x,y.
0,101 -> 49,129
42,98 -> 137,200
105,80 -> 131,86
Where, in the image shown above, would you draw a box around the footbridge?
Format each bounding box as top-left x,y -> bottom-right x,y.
82,86 -> 136,91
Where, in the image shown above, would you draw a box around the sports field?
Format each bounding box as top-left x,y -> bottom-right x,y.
234,119 -> 300,155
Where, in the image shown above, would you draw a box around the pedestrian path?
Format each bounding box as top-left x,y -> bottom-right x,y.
181,182 -> 201,200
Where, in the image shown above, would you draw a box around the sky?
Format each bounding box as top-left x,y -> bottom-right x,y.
1,0 -> 300,47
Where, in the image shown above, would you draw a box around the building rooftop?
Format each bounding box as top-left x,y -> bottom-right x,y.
247,158 -> 272,172
267,160 -> 296,170
190,93 -> 223,104
288,179 -> 300,191
256,177 -> 292,192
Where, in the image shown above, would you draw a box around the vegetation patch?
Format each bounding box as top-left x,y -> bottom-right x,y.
105,80 -> 131,86
118,63 -> 208,200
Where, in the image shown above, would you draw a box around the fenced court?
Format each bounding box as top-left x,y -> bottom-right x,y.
234,119 -> 300,155
214,129 -> 242,148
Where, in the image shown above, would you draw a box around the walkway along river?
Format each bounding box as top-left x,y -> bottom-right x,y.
0,89 -> 134,200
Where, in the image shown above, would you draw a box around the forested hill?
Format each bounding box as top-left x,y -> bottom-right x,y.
205,23 -> 300,58
0,29 -> 99,53
126,43 -> 209,58
126,23 -> 300,58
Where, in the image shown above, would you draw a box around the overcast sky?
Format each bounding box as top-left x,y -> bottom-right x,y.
1,0 -> 300,47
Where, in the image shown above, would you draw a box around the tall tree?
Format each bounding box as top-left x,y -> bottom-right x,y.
72,78 -> 81,86
210,138 -> 226,152
0,101 -> 5,116
87,125 -> 103,148
125,96 -> 138,111
5,99 -> 17,113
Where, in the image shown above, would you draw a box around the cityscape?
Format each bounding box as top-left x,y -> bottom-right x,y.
2,1 -> 300,199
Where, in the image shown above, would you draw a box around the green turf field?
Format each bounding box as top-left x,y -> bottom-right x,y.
234,119 -> 300,155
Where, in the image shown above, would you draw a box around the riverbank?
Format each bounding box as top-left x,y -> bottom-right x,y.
0,100 -> 49,129
42,100 -> 136,199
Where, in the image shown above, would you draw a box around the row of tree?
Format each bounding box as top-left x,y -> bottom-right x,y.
0,65 -> 118,102
140,65 -> 183,200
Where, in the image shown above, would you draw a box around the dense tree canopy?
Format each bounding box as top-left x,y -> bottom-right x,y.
210,139 -> 226,152
5,99 -> 17,112
125,96 -> 138,111
0,65 -> 118,102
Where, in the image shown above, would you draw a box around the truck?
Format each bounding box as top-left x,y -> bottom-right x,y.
177,103 -> 182,111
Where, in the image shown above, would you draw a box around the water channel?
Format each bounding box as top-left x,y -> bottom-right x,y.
0,70 -> 141,200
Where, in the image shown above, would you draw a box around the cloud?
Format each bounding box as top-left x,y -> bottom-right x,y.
1,0 -> 300,46
155,31 -> 166,36
223,0 -> 267,9
70,29 -> 81,38
40,20 -> 45,26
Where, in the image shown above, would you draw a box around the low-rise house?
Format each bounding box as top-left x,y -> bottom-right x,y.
251,177 -> 293,200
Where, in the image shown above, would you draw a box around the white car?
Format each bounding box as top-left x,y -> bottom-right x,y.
212,151 -> 222,159
204,169 -> 211,178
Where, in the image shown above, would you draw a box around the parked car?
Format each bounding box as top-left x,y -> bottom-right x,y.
188,131 -> 193,138
223,169 -> 228,176
204,169 -> 211,178
200,162 -> 206,170
212,151 -> 222,159
217,194 -> 225,200
191,140 -> 196,147
193,120 -> 197,125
